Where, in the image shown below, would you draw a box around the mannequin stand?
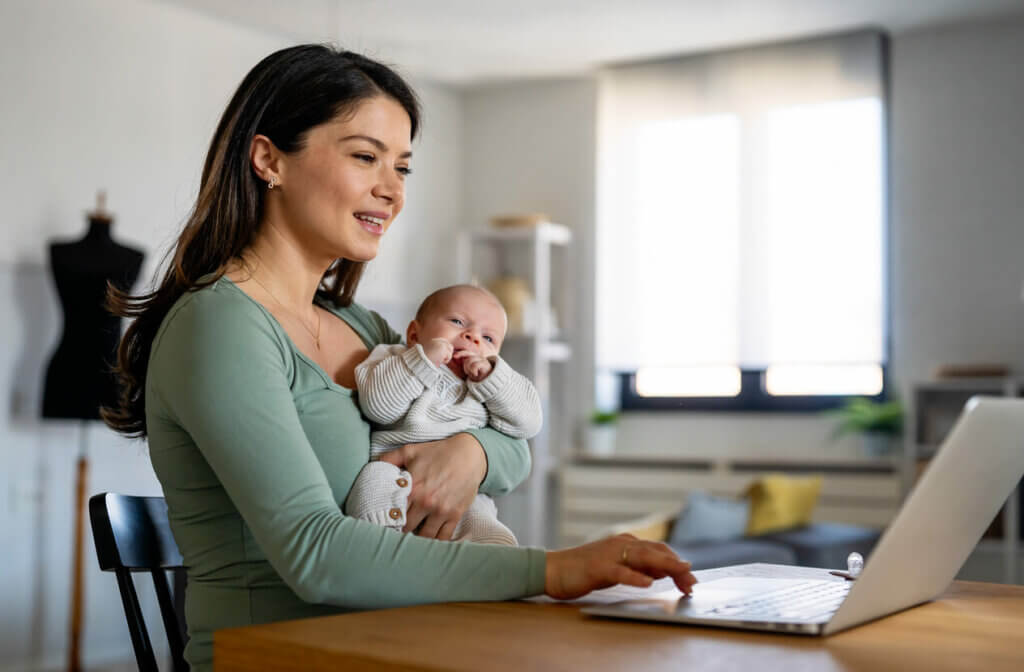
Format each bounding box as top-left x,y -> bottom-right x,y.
68,421 -> 88,672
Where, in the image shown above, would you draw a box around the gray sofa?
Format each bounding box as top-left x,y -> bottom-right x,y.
668,521 -> 882,571
601,510 -> 883,571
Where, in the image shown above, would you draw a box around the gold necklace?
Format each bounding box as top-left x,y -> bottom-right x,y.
245,254 -> 322,351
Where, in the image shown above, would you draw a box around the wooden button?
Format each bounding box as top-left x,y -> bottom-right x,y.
389,508 -> 402,520
396,478 -> 409,488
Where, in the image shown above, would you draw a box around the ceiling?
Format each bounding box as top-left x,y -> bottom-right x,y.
157,0 -> 1024,86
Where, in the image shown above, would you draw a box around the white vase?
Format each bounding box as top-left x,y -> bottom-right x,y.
587,425 -> 617,456
862,432 -> 894,457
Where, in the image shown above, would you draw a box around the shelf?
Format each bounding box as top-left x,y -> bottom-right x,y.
908,377 -> 1022,584
468,222 -> 571,245
505,331 -> 559,340
976,539 -> 1024,554
539,342 -> 572,362
914,377 -> 1020,393
503,334 -> 572,362
574,452 -> 900,473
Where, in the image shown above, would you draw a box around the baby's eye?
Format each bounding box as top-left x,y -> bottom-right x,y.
449,318 -> 463,326
483,335 -> 494,343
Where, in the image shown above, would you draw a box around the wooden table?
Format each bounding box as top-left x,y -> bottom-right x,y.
215,568 -> 1024,671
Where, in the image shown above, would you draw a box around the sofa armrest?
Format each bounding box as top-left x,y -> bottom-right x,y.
585,510 -> 678,543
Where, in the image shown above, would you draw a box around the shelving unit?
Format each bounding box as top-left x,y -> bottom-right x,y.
906,377 -> 1023,583
457,222 -> 572,547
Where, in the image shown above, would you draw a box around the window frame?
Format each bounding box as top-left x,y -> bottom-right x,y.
619,367 -> 890,412
611,36 -> 893,414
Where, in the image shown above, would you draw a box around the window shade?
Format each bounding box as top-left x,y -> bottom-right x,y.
596,30 -> 886,375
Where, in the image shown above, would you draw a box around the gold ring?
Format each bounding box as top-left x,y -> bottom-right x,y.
621,545 -> 630,565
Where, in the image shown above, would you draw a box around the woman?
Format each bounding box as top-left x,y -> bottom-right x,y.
105,44 -> 695,671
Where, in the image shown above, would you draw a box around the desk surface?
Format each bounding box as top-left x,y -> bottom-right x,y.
214,566 -> 1024,671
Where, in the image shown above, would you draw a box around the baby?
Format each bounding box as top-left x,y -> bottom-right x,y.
344,284 -> 543,545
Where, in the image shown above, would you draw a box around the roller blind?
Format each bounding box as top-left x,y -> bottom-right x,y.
596,30 -> 886,397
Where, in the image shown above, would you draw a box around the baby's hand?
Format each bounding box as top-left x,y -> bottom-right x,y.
456,352 -> 494,382
423,338 -> 454,366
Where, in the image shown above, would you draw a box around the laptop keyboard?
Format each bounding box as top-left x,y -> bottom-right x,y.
696,580 -> 851,622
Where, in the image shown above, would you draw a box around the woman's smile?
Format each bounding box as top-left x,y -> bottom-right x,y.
355,211 -> 388,235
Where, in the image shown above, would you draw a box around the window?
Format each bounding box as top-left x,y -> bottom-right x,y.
596,30 -> 889,411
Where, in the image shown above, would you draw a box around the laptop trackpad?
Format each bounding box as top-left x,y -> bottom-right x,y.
609,577 -> 816,617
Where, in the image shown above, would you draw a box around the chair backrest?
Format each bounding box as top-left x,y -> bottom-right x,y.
89,492 -> 188,672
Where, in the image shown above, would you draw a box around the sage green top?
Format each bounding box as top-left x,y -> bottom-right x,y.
145,277 -> 546,671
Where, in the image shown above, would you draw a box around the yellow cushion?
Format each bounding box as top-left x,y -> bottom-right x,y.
628,518 -> 673,542
745,473 -> 823,535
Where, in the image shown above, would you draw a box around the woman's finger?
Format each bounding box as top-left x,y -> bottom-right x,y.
404,500 -> 428,534
417,513 -> 448,539
622,540 -> 686,571
612,565 -> 655,588
378,446 -> 410,468
437,519 -> 458,542
621,541 -> 696,594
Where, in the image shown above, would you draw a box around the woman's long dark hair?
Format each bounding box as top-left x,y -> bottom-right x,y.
103,45 -> 421,437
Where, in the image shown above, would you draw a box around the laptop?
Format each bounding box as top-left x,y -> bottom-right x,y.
582,396 -> 1024,635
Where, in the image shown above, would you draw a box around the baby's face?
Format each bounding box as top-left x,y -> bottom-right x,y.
409,288 -> 507,375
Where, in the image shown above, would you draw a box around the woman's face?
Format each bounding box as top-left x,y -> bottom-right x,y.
274,95 -> 413,263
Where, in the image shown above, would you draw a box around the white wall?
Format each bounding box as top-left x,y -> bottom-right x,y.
0,1 -> 460,669
460,16 -> 1024,462
890,18 -> 1024,388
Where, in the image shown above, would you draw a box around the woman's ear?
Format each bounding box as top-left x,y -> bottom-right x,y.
250,134 -> 282,186
406,321 -> 419,346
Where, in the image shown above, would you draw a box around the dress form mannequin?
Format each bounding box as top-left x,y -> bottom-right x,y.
41,192 -> 144,672
43,193 -> 144,418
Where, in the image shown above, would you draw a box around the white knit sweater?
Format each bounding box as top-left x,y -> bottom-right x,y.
355,343 -> 543,458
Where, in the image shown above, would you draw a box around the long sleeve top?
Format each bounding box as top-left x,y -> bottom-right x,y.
355,343 -> 544,458
145,277 -> 546,671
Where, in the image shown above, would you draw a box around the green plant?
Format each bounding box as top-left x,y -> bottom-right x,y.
590,410 -> 619,425
827,398 -> 903,439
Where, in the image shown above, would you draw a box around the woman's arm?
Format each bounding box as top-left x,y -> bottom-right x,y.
468,428 -> 532,496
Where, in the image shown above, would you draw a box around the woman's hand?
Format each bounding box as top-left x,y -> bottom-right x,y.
544,534 -> 697,600
378,433 -> 487,540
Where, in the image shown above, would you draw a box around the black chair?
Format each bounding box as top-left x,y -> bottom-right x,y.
89,493 -> 188,672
